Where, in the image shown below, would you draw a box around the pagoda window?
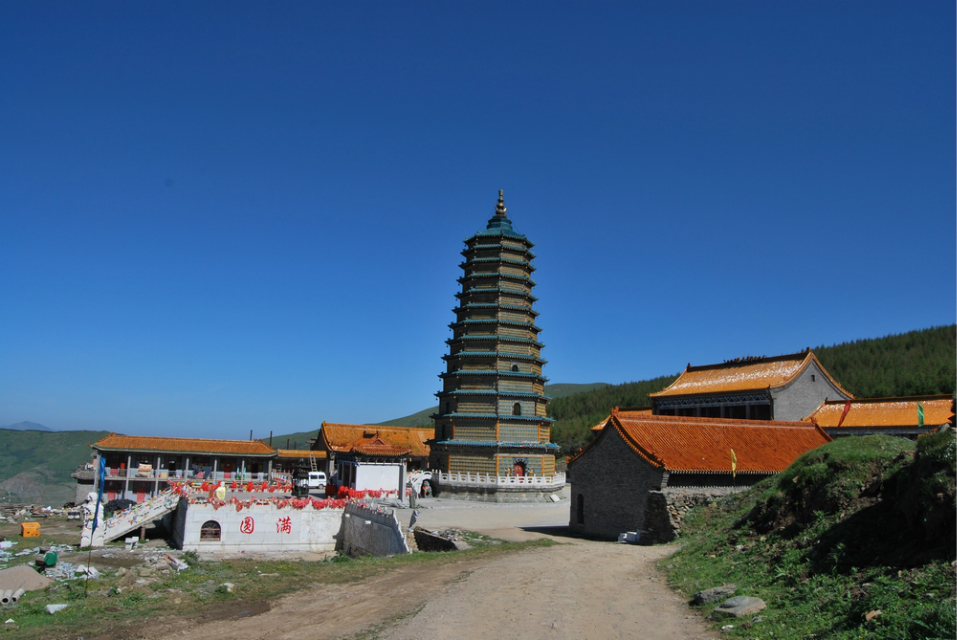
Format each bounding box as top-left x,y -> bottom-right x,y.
511,364 -> 519,372
512,403 -> 522,416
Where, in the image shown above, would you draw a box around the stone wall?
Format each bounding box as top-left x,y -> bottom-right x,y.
641,487 -> 748,544
339,502 -> 410,557
567,426 -> 665,539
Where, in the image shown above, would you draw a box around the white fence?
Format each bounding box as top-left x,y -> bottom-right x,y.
434,471 -> 565,488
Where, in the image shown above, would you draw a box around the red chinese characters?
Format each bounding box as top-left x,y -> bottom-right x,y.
240,516 -> 255,534
276,516 -> 292,534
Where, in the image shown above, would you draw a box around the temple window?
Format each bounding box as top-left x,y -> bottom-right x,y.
512,403 -> 522,416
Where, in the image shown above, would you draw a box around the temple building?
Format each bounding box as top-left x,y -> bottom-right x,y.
803,395 -> 955,439
429,191 -> 562,500
311,422 -> 432,493
88,433 -> 277,502
649,349 -> 852,422
567,409 -> 832,541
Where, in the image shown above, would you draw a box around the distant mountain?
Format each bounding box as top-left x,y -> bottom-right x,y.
0,429 -> 110,505
375,406 -> 436,428
2,421 -> 53,432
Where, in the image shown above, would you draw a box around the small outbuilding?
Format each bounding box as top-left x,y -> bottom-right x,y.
567,409 -> 832,542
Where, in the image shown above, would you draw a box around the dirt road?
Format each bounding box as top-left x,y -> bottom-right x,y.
155,499 -> 719,640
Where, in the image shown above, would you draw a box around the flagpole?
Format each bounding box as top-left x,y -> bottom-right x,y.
85,457 -> 106,598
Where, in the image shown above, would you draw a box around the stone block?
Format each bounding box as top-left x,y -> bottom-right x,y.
713,596 -> 766,618
692,584 -> 737,605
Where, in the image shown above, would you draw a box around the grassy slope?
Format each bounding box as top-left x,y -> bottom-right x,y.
0,429 -> 110,505
662,431 -> 956,640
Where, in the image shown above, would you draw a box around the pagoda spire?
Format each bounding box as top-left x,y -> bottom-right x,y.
485,189 -> 514,232
494,189 -> 507,218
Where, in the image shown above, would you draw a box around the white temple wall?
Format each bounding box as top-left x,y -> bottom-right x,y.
179,502 -> 343,552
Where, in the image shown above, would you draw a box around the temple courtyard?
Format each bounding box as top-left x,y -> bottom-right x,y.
149,493 -> 718,640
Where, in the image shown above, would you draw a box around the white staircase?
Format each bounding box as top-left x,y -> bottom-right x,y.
82,489 -> 181,547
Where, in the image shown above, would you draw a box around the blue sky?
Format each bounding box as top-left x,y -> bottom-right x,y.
2,2 -> 953,438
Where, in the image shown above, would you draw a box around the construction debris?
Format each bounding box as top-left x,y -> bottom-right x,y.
0,564 -> 53,593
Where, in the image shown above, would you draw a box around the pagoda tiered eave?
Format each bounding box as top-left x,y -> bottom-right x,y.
442,352 -> 546,363
459,257 -> 535,271
463,242 -> 535,257
439,370 -> 545,380
446,336 -> 544,348
456,288 -> 538,302
453,303 -> 539,317
457,273 -> 537,287
434,440 -> 560,450
430,412 -> 556,423
450,319 -> 542,331
435,389 -> 551,399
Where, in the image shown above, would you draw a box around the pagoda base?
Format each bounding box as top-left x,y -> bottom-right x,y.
430,471 -> 566,503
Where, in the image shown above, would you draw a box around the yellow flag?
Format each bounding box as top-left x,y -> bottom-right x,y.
730,448 -> 737,478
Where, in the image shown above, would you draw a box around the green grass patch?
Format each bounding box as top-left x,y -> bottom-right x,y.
660,432 -> 956,640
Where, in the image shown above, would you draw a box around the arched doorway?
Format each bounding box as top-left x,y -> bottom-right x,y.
512,460 -> 526,476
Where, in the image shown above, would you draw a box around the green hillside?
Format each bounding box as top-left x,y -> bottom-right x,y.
814,324 -> 955,398
265,431 -> 317,450
375,406 -> 435,428
0,429 -> 109,506
664,430 -> 956,639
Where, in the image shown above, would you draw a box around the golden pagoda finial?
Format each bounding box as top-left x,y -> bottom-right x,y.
496,189 -> 506,216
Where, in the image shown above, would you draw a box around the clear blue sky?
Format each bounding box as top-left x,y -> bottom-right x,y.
2,2 -> 953,438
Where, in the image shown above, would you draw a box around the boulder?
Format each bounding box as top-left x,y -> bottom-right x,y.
692,584 -> 737,605
713,596 -> 766,618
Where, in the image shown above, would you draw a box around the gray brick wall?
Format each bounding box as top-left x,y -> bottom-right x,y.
568,427 -> 664,539
773,360 -> 851,421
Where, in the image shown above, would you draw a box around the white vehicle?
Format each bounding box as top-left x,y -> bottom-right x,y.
307,471 -> 327,489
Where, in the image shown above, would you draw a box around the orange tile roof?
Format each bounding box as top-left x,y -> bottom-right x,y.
590,407 -> 652,431
649,350 -> 852,398
275,449 -> 328,459
804,395 -> 954,428
318,423 -> 432,458
93,433 -> 276,456
571,411 -> 831,474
